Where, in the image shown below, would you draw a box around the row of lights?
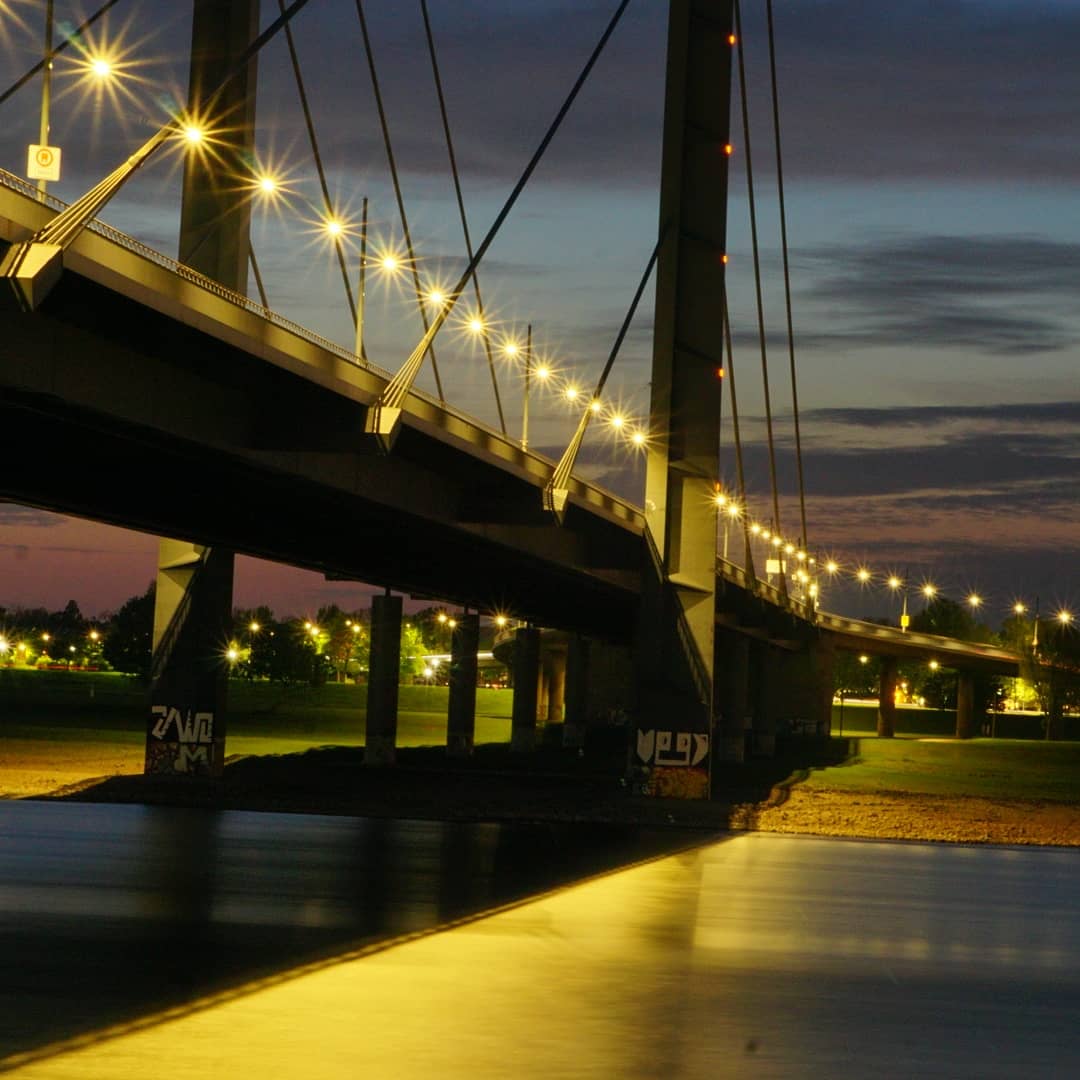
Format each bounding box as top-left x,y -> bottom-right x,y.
33,37 -> 655,456
172,125 -> 654,452
712,489 -> 1075,624
0,629 -> 102,655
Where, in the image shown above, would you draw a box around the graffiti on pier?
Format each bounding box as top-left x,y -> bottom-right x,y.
635,728 -> 710,800
146,704 -> 216,775
636,728 -> 709,768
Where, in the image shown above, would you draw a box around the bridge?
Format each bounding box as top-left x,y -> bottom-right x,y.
1,0 -> 1071,795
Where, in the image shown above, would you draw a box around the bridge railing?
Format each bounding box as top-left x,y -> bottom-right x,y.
1,167 -> 634,499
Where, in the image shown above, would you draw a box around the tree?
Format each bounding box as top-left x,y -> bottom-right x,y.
102,584 -> 156,677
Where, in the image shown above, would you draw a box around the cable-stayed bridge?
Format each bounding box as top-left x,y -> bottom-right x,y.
0,0 -> 1071,795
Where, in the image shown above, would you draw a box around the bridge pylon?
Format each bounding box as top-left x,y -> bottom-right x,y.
146,0 -> 259,777
634,0 -> 734,798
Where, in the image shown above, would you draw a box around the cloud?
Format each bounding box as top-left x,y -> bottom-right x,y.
751,0 -> 1080,184
787,234 -> 1080,354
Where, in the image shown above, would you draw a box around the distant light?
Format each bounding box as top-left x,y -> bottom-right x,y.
887,575 -> 902,590
825,560 -> 839,575
226,647 -> 240,663
609,415 -> 625,430
796,550 -> 807,562
750,523 -> 762,535
589,400 -> 602,414
324,219 -> 344,237
182,125 -> 204,145
967,593 -> 982,608
423,666 -> 434,679
309,626 -> 320,637
859,654 -> 868,664
771,536 -> 782,548
856,568 -> 871,584
249,621 -> 261,633
448,618 -> 457,629
724,143 -> 733,156
565,386 -> 579,401
380,254 -> 398,271
258,176 -> 277,194
468,317 -> 485,334
631,430 -> 647,447
89,630 -> 100,641
1013,602 -> 1027,616
721,254 -> 729,264
90,57 -> 112,78
784,542 -> 796,555
728,33 -> 737,45
0,638 -> 7,654
922,583 -> 937,599
714,492 -> 727,508
535,366 -> 551,380
437,612 -> 448,624
426,289 -> 446,307
503,342 -> 520,358
69,645 -> 76,653
1058,610 -> 1074,625
41,632 -> 50,642
727,503 -> 741,519
929,660 -> 940,671
494,614 -> 508,627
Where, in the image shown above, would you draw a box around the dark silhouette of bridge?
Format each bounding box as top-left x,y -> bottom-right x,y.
1,1 -> 1070,795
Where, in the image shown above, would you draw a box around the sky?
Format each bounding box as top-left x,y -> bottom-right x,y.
0,0 -> 1078,623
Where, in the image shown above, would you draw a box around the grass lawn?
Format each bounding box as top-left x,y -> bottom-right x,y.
805,736 -> 1080,803
1,669 -> 513,795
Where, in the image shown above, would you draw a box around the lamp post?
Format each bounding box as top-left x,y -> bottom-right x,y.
37,0 -> 55,197
354,195 -> 368,362
522,323 -> 532,451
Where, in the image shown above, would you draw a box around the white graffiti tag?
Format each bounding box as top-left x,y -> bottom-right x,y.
150,705 -> 214,745
636,729 -> 708,767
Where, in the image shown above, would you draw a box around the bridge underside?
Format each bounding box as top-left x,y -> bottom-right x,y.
0,261 -> 642,641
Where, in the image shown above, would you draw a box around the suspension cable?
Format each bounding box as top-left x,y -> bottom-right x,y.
721,282 -> 755,580
354,0 -> 445,401
0,0 -> 124,109
734,0 -> 785,594
366,0 -> 633,440
766,0 -> 807,550
276,0 -> 356,326
419,0 -> 506,434
249,247 -> 269,308
544,223 -> 662,515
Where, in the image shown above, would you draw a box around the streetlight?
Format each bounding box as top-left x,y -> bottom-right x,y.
888,573 -> 910,631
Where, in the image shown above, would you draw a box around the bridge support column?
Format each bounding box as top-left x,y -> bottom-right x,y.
635,0 -> 734,800
447,612 -> 479,758
563,635 -> 590,748
716,632 -> 750,762
955,670 -> 977,740
810,636 -> 837,738
146,542 -> 233,776
1046,678 -> 1065,741
146,0 -> 258,778
545,648 -> 567,726
877,656 -> 898,738
511,626 -> 540,753
751,643 -> 779,757
366,593 -> 402,764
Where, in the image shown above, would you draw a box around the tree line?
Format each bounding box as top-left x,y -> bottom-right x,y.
0,585 -> 496,687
